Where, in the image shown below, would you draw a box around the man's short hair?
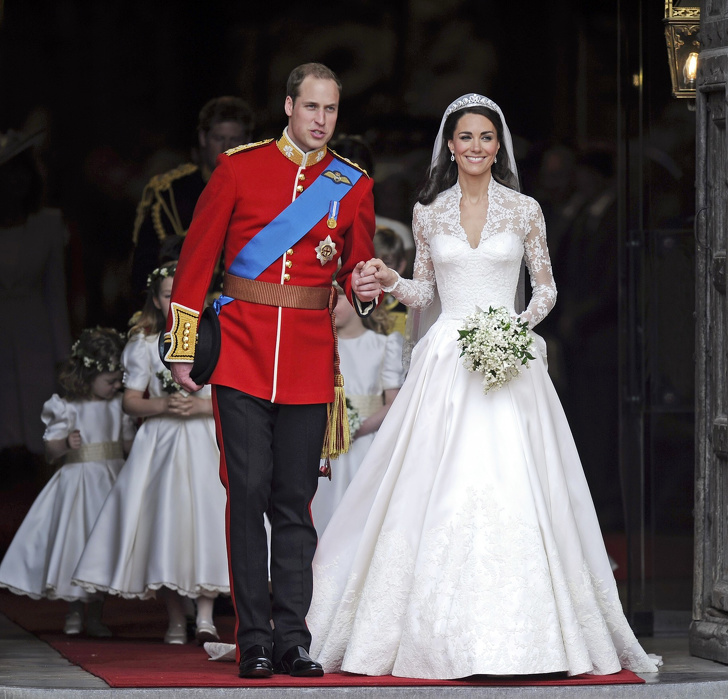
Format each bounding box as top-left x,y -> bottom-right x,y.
198,96 -> 254,136
286,63 -> 342,102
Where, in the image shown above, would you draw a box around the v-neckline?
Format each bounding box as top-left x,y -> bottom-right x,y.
456,178 -> 493,250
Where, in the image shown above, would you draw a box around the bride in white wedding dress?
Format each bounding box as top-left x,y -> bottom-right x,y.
305,94 -> 659,679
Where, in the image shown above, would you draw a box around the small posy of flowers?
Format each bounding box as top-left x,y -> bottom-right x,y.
155,369 -> 188,396
346,398 -> 362,437
457,306 -> 535,395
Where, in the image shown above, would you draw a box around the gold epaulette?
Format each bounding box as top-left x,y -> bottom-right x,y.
328,149 -> 370,178
225,139 -> 274,157
132,162 -> 199,244
149,162 -> 199,192
164,302 -> 199,362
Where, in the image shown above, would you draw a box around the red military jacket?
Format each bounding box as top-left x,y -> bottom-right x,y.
166,130 -> 376,404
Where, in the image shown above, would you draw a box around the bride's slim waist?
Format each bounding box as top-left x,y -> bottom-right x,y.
438,306 -> 516,322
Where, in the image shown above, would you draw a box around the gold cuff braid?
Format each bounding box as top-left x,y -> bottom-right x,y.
165,302 -> 199,361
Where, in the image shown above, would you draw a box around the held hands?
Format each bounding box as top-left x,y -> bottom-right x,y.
352,259 -> 396,301
365,258 -> 398,289
170,362 -> 203,395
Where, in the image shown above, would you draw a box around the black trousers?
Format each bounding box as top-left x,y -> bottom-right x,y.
212,386 -> 327,663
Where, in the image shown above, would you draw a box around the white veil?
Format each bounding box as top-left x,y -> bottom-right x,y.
403,93 -> 523,369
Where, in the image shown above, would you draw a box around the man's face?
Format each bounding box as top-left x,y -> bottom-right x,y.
198,120 -> 247,173
284,76 -> 339,153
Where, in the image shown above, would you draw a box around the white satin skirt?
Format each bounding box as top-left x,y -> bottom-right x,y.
73,415 -> 230,599
307,318 -> 658,679
0,460 -> 122,601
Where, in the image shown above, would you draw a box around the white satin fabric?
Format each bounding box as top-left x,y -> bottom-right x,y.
306,183 -> 658,678
72,333 -> 230,599
0,395 -> 135,601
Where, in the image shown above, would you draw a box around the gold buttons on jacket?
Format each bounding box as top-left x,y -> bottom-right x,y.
298,173 -> 306,181
283,273 -> 291,282
287,248 -> 294,255
296,185 -> 304,193
285,260 -> 292,268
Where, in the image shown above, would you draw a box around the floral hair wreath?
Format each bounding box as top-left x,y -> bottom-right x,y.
146,261 -> 177,289
70,327 -> 126,374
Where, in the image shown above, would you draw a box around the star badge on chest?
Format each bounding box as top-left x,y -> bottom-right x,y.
315,235 -> 337,266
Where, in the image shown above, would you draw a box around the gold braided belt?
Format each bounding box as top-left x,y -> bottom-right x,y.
223,273 -> 330,310
347,394 -> 384,420
65,441 -> 124,464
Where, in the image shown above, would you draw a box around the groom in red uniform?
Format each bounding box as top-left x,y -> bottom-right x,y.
165,63 -> 380,678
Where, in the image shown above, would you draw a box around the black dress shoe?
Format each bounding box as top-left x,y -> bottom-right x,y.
239,644 -> 274,678
275,645 -> 324,677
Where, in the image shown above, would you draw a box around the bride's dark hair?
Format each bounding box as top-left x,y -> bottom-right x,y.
417,106 -> 518,206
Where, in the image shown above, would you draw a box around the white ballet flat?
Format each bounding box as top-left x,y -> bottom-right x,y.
164,622 -> 188,644
63,610 -> 83,635
195,620 -> 220,644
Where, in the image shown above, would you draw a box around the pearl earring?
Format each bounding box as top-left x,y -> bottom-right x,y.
450,153 -> 455,162
494,155 -> 498,164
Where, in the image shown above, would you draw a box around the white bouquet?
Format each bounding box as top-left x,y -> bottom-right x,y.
345,398 -> 362,437
457,306 -> 535,394
155,369 -> 188,397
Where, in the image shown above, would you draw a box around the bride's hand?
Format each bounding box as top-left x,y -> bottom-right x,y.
365,258 -> 398,289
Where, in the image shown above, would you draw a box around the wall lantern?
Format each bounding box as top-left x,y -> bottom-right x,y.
664,0 -> 700,99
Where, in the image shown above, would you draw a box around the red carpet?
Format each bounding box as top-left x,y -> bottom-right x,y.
0,590 -> 644,688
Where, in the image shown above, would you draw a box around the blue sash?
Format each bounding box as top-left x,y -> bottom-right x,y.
228,159 -> 362,280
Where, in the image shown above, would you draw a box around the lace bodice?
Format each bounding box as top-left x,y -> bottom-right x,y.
390,179 -> 556,328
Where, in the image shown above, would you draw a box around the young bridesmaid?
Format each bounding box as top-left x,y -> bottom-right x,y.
0,327 -> 135,636
311,290 -> 404,534
73,261 -> 230,644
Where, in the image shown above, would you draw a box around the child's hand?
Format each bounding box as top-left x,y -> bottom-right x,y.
66,430 -> 82,450
167,393 -> 196,417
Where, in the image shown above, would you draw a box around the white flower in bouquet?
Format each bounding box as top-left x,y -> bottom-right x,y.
457,306 -> 536,394
345,398 -> 362,437
155,369 -> 189,397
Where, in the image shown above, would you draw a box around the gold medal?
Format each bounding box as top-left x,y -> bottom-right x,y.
326,199 -> 340,230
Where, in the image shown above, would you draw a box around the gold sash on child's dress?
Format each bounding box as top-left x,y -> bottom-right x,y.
64,441 -> 124,464
347,394 -> 384,420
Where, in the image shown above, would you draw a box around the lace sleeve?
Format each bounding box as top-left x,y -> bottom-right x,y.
387,204 -> 436,309
518,199 -> 557,329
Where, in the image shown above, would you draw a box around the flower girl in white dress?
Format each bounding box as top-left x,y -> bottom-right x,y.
0,327 -> 135,636
305,95 -> 660,678
73,262 -> 230,644
311,292 -> 404,534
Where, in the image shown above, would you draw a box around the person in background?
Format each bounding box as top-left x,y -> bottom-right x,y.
130,96 -> 254,296
329,133 -> 415,258
311,287 -> 404,534
0,128 -> 72,473
373,226 -> 409,337
73,262 -> 229,645
0,327 -> 134,637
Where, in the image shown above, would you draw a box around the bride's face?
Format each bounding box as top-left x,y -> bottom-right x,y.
448,113 -> 500,178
